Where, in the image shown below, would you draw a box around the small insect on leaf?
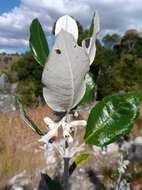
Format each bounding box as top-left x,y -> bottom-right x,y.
55,49 -> 61,54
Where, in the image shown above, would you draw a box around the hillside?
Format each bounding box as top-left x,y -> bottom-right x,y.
0,53 -> 21,75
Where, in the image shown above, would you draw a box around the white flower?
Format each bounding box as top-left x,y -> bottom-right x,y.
39,116 -> 61,144
63,130 -> 73,143
39,115 -> 87,158
39,127 -> 58,144
43,117 -> 56,130
118,155 -> 130,174
40,115 -> 86,144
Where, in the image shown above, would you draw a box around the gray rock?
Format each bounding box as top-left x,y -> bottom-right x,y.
0,93 -> 16,112
0,73 -> 9,91
0,73 -> 17,112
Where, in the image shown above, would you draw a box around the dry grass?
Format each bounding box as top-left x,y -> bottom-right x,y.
0,105 -> 142,188
0,106 -> 54,188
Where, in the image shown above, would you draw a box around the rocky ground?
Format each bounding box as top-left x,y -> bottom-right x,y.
0,105 -> 142,190
0,73 -> 142,189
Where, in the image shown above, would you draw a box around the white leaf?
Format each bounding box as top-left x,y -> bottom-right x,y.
42,30 -> 89,112
55,15 -> 78,41
82,12 -> 100,65
83,38 -> 96,65
44,117 -> 55,130
39,127 -> 58,144
69,120 -> 87,127
93,11 -> 100,35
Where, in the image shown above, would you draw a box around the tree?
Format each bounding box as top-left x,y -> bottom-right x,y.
11,52 -> 43,106
96,52 -> 142,99
102,33 -> 121,49
121,29 -> 140,52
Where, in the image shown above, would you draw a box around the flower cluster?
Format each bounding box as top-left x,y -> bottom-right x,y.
39,113 -> 87,158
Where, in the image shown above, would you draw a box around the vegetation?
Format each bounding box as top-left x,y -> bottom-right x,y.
1,13 -> 142,190
19,14 -> 142,190
11,52 -> 43,106
94,29 -> 142,99
0,107 -> 49,188
4,20 -> 142,107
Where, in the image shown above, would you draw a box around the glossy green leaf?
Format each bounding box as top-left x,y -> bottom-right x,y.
18,101 -> 45,136
69,152 -> 92,176
79,73 -> 95,105
29,18 -> 49,66
84,91 -> 142,146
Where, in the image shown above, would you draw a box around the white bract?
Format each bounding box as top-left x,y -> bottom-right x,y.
82,12 -> 100,65
39,115 -> 86,157
42,13 -> 100,112
42,30 -> 89,112
41,13 -> 99,159
118,155 -> 129,174
55,15 -> 78,42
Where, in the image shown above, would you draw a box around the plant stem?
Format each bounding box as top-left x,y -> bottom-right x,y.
63,140 -> 70,190
63,115 -> 71,190
116,173 -> 122,190
63,157 -> 70,190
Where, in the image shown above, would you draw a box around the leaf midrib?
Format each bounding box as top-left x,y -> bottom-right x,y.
62,33 -> 75,111
85,98 -> 137,143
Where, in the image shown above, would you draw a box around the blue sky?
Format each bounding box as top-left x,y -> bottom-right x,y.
0,0 -> 20,14
0,0 -> 142,54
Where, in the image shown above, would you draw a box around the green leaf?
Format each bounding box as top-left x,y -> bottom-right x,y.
29,18 -> 49,66
69,152 -> 92,176
18,101 -> 45,136
88,11 -> 100,38
79,73 -> 95,105
84,91 -> 142,146
88,12 -> 95,38
73,152 -> 92,165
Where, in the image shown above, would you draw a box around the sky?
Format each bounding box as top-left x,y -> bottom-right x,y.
0,0 -> 142,53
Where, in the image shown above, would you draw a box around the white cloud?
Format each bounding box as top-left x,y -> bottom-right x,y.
1,0 -> 142,52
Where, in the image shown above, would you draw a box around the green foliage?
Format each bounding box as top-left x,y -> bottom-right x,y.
69,152 -> 92,176
97,53 -> 142,99
93,29 -> 142,99
19,102 -> 45,136
72,152 -> 92,165
29,18 -> 49,66
77,12 -> 98,46
84,91 -> 142,146
79,73 -> 96,105
102,33 -> 121,49
11,52 -> 43,106
17,78 -> 41,106
121,29 -> 140,53
76,20 -> 88,46
11,21 -> 142,107
40,174 -> 62,190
